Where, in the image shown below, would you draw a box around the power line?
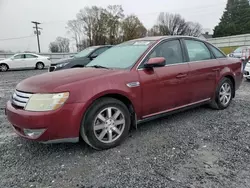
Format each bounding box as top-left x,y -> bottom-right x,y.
0,35 -> 34,41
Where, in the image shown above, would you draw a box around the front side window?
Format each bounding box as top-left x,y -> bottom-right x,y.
86,41 -> 154,69
25,54 -> 37,58
185,40 -> 212,61
146,40 -> 184,65
13,54 -> 25,59
208,44 -> 226,58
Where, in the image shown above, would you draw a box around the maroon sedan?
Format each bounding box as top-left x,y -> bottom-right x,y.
5,36 -> 244,150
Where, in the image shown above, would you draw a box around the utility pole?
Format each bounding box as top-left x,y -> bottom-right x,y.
31,21 -> 42,53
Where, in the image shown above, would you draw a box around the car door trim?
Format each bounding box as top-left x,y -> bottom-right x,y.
141,98 -> 210,119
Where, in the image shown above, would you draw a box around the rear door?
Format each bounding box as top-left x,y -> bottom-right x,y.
24,54 -> 38,68
138,39 -> 191,117
183,39 -> 220,102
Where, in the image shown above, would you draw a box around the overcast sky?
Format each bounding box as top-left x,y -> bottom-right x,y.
0,0 -> 227,53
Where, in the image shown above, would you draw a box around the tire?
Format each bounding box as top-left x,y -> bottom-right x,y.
80,97 -> 131,150
210,77 -> 234,110
0,64 -> 8,72
36,62 -> 44,70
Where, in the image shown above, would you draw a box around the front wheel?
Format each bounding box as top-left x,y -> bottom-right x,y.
81,97 -> 131,150
210,77 -> 233,110
0,64 -> 8,72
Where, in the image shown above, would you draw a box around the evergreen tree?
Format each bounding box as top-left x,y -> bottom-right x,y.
213,0 -> 250,37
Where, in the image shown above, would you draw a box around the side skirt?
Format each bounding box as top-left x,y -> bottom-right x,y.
137,99 -> 211,125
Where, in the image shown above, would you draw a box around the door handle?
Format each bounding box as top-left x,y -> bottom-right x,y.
176,73 -> 187,78
212,68 -> 220,71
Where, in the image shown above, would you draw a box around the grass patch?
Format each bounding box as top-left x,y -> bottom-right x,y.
219,46 -> 239,55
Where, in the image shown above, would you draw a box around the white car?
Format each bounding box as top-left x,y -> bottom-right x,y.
244,61 -> 250,80
0,53 -> 51,72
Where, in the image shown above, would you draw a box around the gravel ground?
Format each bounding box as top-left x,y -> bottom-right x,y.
0,69 -> 250,188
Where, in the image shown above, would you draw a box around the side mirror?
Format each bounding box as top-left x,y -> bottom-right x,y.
144,57 -> 166,68
90,53 -> 98,59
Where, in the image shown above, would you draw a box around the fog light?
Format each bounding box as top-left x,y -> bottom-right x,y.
23,129 -> 46,139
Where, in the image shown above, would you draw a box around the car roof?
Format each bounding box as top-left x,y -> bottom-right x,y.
14,53 -> 39,56
91,45 -> 113,48
130,35 -> 206,42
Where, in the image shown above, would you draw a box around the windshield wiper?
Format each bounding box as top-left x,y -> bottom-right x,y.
88,65 -> 110,69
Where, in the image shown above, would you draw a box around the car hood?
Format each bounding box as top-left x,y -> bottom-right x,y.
52,57 -> 73,65
16,68 -> 120,93
0,58 -> 9,62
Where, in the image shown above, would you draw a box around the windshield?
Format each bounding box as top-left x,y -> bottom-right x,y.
86,41 -> 154,69
74,47 -> 98,58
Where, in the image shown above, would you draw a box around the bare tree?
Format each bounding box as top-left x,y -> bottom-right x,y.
49,42 -> 59,52
151,12 -> 202,37
66,20 -> 84,51
122,15 -> 147,41
49,37 -> 70,53
185,22 -> 202,37
104,5 -> 124,44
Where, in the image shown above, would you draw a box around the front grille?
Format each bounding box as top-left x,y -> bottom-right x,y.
48,66 -> 56,72
12,90 -> 33,109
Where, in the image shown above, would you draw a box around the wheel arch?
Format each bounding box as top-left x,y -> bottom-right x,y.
81,91 -> 137,130
223,74 -> 236,98
36,61 -> 44,66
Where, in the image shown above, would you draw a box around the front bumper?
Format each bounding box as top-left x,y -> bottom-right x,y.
5,101 -> 87,143
244,65 -> 250,79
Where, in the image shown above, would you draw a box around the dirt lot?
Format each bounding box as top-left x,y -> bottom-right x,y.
0,69 -> 250,188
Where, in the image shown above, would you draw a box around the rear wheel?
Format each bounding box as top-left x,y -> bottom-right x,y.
36,62 -> 44,70
210,77 -> 233,110
80,97 -> 131,150
0,64 -> 8,72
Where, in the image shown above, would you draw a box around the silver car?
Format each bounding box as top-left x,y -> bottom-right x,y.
228,46 -> 250,60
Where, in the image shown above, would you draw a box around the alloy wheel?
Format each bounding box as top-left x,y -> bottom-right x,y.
93,107 -> 125,144
0,65 -> 7,72
219,82 -> 232,106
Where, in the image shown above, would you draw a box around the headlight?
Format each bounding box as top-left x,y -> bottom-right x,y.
25,92 -> 69,112
56,62 -> 69,68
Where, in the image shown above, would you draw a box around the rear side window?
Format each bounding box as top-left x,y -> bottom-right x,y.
25,54 -> 37,58
185,40 -> 212,61
208,44 -> 226,58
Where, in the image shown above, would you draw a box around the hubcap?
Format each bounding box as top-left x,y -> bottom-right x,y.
38,64 -> 43,69
93,107 -> 125,144
219,82 -> 231,106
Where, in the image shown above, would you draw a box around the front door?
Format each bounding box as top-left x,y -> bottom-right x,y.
10,54 -> 26,69
138,39 -> 191,118
183,39 -> 219,102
